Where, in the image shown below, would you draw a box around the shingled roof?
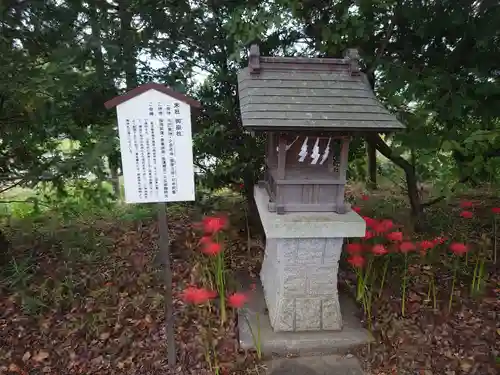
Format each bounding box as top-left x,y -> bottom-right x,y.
237,45 -> 404,132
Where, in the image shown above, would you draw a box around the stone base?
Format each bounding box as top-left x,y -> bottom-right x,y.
254,186 -> 365,332
237,275 -> 373,356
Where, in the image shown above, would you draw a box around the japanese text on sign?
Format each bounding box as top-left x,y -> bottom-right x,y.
115,90 -> 195,203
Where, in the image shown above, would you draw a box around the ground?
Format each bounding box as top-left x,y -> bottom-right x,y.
0,188 -> 498,375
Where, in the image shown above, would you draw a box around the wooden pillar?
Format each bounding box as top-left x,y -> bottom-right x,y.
276,134 -> 287,214
335,137 -> 350,214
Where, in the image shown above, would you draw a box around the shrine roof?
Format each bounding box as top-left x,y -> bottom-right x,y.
237,46 -> 404,132
104,83 -> 201,109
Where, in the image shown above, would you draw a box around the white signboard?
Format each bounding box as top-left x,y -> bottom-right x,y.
115,89 -> 195,203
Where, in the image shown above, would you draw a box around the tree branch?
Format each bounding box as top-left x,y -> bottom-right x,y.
366,14 -> 396,76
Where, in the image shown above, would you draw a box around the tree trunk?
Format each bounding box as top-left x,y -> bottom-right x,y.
118,1 -> 138,89
366,140 -> 377,189
371,134 -> 426,231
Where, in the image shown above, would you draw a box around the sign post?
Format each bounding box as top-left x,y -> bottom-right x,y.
105,83 -> 201,371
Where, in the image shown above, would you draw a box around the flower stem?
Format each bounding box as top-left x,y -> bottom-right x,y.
494,216 -> 497,264
471,252 -> 479,294
477,257 -> 485,292
378,257 -> 389,298
431,275 -> 437,310
401,253 -> 408,317
448,257 -> 458,312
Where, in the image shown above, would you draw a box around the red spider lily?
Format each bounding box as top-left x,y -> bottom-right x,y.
372,244 -> 388,256
250,283 -> 257,292
399,241 -> 416,253
432,236 -> 447,245
352,206 -> 361,213
386,231 -> 403,242
347,255 -> 365,268
362,230 -> 375,240
361,194 -> 369,201
199,236 -> 212,245
201,241 -> 223,256
182,287 -> 216,304
202,215 -> 227,234
459,200 -> 474,209
363,216 -> 378,228
374,219 -> 394,233
239,183 -> 244,189
419,240 -> 435,255
346,242 -> 363,255
419,240 -> 435,251
491,207 -> 500,214
460,210 -> 473,219
227,292 -> 248,308
450,242 -> 469,256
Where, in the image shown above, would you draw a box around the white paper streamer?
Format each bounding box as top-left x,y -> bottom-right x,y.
319,137 -> 331,165
298,137 -> 309,162
310,137 -> 320,164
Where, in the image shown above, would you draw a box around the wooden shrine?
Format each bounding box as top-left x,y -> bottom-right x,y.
237,45 -> 404,215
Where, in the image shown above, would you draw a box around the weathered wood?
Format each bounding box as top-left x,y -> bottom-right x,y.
277,135 -> 287,179
239,87 -> 375,99
240,48 -> 404,214
240,95 -> 382,106
241,103 -> 387,114
260,61 -> 348,72
238,79 -> 366,91
241,111 -> 397,122
238,68 -> 356,82
242,119 -> 402,129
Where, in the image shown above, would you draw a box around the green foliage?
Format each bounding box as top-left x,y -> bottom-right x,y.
0,0 -> 499,223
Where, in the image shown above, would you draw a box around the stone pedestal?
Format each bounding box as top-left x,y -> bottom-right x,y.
254,186 -> 365,332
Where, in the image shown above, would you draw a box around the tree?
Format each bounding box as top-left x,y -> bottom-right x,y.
225,0 -> 500,229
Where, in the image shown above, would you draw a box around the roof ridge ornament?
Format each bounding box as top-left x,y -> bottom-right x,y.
343,48 -> 361,76
249,44 -> 261,75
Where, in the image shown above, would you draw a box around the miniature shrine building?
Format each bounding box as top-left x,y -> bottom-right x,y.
237,46 -> 404,215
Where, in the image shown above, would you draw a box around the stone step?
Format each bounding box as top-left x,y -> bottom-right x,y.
237,273 -> 372,356
264,355 -> 365,375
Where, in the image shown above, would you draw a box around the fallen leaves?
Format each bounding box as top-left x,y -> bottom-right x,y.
33,350 -> 49,362
0,211 -> 262,375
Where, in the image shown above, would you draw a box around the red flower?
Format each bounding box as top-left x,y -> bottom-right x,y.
459,200 -> 473,209
201,241 -> 222,256
249,283 -> 257,292
399,241 -> 416,253
450,242 -> 469,256
363,216 -> 378,228
432,236 -> 447,245
182,287 -> 216,304
227,292 -> 248,308
419,240 -> 435,255
386,231 -> 403,242
460,210 -> 473,219
352,206 -> 361,213
346,242 -> 363,255
361,194 -> 369,201
374,219 -> 394,233
419,240 -> 434,251
491,207 -> 500,214
362,230 -> 375,240
239,183 -> 244,189
372,244 -> 388,256
202,216 -> 227,234
347,255 -> 365,268
199,236 -> 212,245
